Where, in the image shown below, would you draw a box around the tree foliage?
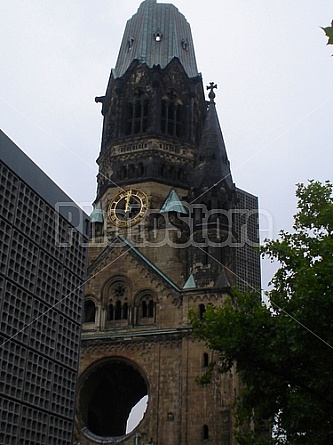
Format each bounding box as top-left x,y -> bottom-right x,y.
190,181 -> 333,444
322,20 -> 333,55
321,20 -> 333,45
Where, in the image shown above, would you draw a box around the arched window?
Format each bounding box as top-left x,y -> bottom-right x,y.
125,103 -> 134,135
128,164 -> 135,178
84,300 -> 96,323
125,89 -> 149,135
177,169 -> 185,182
141,299 -> 155,318
169,167 -> 176,181
161,164 -> 167,177
161,90 -> 183,138
137,163 -> 144,177
106,280 -> 130,323
119,165 -> 127,180
138,293 -> 155,323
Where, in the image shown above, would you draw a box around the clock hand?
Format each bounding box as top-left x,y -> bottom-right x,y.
124,190 -> 132,213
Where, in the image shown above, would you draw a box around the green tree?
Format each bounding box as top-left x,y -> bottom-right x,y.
190,180 -> 333,444
322,20 -> 333,55
322,20 -> 333,45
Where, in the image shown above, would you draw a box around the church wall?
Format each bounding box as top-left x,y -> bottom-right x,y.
75,0 -> 261,443
76,329 -> 240,445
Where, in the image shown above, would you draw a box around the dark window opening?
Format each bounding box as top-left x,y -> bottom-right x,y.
137,163 -> 144,177
125,103 -> 134,135
199,304 -> 206,319
84,300 -> 96,323
108,301 -> 128,321
127,36 -> 134,51
107,304 -> 114,321
161,95 -> 183,138
169,167 -> 176,181
119,166 -> 127,180
203,353 -> 209,367
128,164 -> 135,178
142,301 -> 147,318
115,300 -> 122,320
125,97 -> 149,136
148,300 -> 154,318
107,281 -> 129,322
161,164 -> 167,177
141,297 -> 155,320
123,302 -> 128,320
177,169 -> 185,182
181,38 -> 189,51
203,425 -> 209,441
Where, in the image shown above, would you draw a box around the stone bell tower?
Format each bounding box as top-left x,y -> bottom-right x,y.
74,1 -> 261,444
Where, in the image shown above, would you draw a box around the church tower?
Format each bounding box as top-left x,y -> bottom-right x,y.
74,1 -> 260,444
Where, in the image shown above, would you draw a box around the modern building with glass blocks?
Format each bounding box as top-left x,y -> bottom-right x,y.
0,130 -> 90,445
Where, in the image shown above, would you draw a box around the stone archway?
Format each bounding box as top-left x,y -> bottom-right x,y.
78,358 -> 148,439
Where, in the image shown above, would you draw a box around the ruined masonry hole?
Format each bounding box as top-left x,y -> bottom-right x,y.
79,360 -> 148,438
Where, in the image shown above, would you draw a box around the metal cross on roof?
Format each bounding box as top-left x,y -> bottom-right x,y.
207,82 -> 217,102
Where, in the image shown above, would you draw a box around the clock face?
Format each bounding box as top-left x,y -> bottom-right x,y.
108,189 -> 149,228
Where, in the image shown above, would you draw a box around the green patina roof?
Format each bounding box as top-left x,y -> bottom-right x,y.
159,189 -> 188,214
113,0 -> 199,78
183,274 -> 196,289
90,202 -> 104,223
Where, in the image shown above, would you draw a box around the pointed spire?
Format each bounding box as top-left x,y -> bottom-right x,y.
90,202 -> 104,224
215,267 -> 231,289
193,84 -> 234,191
183,274 -> 196,289
159,189 -> 188,214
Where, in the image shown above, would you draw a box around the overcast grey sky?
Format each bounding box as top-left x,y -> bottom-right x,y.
1,0 -> 333,289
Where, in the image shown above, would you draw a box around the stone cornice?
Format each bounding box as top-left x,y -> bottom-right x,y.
81,326 -> 192,354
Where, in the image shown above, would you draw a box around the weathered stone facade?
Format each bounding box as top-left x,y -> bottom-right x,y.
74,1 -> 260,444
75,243 -> 239,445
